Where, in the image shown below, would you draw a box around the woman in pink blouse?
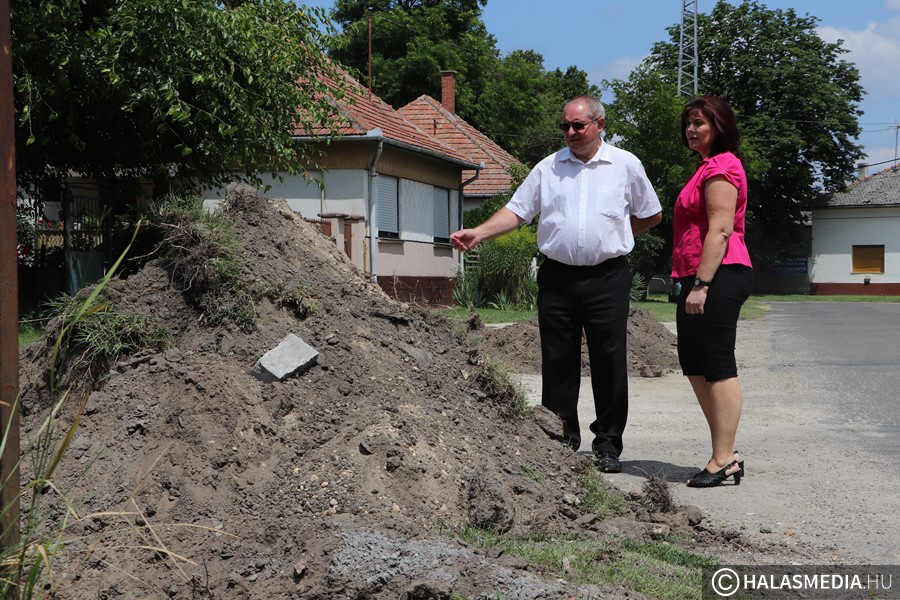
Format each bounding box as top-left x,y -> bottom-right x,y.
672,95 -> 753,488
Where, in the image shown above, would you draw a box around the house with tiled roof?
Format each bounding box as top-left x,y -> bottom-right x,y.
206,65 -> 481,305
810,164 -> 900,295
398,72 -> 523,212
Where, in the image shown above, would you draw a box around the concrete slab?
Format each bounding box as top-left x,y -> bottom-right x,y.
252,333 -> 319,383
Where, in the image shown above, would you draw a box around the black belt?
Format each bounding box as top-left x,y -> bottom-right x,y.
543,255 -> 627,273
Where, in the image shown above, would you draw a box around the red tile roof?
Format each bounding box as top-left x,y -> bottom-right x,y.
294,66 -> 476,168
398,95 -> 523,198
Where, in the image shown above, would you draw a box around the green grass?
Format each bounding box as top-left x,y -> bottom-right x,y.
441,290 -> 899,327
440,294 -> 770,326
438,305 -> 536,324
18,320 -> 44,349
578,470 -> 627,518
635,295 -> 769,322
582,540 -> 709,600
452,523 -> 715,599
445,469 -> 719,598
753,293 -> 900,302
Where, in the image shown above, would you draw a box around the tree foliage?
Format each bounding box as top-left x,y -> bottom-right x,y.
328,0 -> 494,117
608,0 -> 864,267
12,0 -> 347,198
473,57 -> 602,167
325,0 -> 598,166
604,66 -> 699,274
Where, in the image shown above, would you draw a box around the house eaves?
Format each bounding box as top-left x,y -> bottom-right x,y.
817,164 -> 900,209
292,128 -> 479,171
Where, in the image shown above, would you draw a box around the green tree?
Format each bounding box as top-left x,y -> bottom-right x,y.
470,50 -> 551,163
326,1 -> 600,167
604,66 -> 698,274
463,53 -> 601,167
500,63 -> 602,167
327,0 -> 495,118
12,0 -> 347,198
617,0 -> 863,266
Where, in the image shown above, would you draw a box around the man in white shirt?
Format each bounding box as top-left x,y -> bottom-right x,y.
450,95 -> 662,473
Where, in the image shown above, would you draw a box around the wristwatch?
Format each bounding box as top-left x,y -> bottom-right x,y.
694,278 -> 712,288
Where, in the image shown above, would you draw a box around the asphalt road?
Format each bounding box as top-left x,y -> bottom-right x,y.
517,301 -> 900,565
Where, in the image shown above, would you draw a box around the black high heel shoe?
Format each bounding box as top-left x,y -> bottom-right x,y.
687,459 -> 742,488
733,450 -> 745,478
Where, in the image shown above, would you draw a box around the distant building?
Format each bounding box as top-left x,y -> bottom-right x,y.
810,164 -> 900,295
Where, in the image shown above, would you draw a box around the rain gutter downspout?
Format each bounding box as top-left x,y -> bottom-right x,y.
366,130 -> 384,282
458,163 -> 483,273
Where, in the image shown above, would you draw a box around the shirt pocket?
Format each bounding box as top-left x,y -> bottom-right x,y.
595,192 -> 626,222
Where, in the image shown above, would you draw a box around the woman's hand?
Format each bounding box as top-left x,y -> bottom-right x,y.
685,286 -> 708,315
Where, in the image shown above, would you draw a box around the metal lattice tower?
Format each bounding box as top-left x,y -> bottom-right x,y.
678,0 -> 698,97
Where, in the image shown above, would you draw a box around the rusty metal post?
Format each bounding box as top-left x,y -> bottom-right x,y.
0,0 -> 21,557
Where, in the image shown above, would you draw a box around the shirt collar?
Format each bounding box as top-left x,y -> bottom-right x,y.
560,140 -> 609,165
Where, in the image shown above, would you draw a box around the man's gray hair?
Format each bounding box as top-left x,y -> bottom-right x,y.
565,95 -> 606,120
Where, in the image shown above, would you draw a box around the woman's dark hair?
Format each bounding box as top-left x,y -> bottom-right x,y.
681,95 -> 743,161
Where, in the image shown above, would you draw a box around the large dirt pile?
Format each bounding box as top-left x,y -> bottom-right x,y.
18,185 -> 702,599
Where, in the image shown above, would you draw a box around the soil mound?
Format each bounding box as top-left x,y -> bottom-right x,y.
18,184 -> 702,599
476,309 -> 679,378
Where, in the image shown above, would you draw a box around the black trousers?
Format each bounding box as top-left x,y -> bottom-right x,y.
537,256 -> 630,456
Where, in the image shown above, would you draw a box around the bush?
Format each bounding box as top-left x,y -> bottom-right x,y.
452,267 -> 487,309
460,227 -> 538,310
17,212 -> 36,267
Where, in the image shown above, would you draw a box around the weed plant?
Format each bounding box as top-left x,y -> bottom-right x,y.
476,358 -> 532,419
44,293 -> 169,394
453,227 -> 538,311
149,194 -> 256,330
2,223 -> 224,596
258,281 -> 320,319
1,224 -> 143,595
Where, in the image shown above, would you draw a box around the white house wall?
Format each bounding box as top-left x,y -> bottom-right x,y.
204,170 -> 367,219
810,206 -> 900,284
205,169 -> 462,282
259,171 -> 367,219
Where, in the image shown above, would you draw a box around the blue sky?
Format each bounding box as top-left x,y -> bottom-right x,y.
303,0 -> 900,170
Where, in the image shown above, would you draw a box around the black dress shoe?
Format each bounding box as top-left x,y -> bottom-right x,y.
593,451 -> 622,473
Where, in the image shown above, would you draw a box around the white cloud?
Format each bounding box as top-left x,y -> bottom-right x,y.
861,145 -> 898,166
592,56 -> 645,84
818,18 -> 900,103
886,0 -> 900,12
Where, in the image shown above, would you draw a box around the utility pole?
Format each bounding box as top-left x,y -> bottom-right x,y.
894,125 -> 899,167
367,7 -> 373,101
678,0 -> 699,97
0,0 -> 21,566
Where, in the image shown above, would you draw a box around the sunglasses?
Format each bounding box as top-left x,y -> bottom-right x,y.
559,118 -> 598,132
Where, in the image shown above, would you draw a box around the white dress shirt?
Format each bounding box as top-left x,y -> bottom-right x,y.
505,141 -> 661,266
